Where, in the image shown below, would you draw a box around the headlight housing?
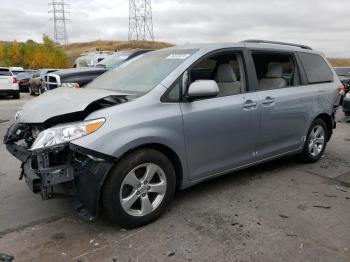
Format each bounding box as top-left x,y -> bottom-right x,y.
31,118 -> 105,150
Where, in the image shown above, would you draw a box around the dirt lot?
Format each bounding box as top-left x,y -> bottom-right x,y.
0,94 -> 349,262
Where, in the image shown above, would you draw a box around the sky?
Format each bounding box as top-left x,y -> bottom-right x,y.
1,0 -> 350,57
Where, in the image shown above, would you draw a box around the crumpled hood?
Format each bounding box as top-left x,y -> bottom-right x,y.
18,87 -> 128,123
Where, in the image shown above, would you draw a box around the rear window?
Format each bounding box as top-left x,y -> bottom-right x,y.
0,69 -> 12,76
298,53 -> 333,84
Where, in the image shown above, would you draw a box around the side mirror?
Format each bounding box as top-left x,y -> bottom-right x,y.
187,80 -> 219,99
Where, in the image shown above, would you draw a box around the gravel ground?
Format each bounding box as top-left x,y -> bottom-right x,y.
0,93 -> 349,262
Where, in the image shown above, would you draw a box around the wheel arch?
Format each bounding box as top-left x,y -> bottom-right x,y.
135,143 -> 184,190
103,142 -> 184,191
313,113 -> 333,141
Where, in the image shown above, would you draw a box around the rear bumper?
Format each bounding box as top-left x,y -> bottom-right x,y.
0,89 -> 19,96
18,84 -> 30,91
6,141 -> 115,220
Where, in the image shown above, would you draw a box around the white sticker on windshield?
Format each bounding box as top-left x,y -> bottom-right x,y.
118,55 -> 129,59
166,54 -> 191,60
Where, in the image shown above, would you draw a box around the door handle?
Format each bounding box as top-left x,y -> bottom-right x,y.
243,100 -> 258,110
261,96 -> 275,106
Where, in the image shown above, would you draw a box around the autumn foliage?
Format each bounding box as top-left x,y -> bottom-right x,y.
0,35 -> 68,69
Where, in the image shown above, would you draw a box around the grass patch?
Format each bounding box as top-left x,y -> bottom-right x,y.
328,58 -> 350,67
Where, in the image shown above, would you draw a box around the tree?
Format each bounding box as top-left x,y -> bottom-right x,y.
1,36 -> 68,69
8,40 -> 22,66
0,43 -> 4,61
43,34 -> 55,50
0,43 -> 4,66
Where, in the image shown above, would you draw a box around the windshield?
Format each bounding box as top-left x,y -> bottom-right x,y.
86,49 -> 197,94
96,51 -> 135,68
77,55 -> 93,67
16,72 -> 33,79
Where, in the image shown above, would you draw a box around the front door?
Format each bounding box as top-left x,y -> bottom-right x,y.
180,51 -> 260,181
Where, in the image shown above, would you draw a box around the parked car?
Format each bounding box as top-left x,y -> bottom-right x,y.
9,67 -> 24,76
29,69 -> 58,95
343,92 -> 350,117
0,67 -> 20,99
334,67 -> 350,104
4,40 -> 340,228
45,49 -> 153,91
73,51 -> 115,68
16,71 -> 36,92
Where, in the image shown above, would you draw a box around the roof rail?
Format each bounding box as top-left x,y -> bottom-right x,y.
242,39 -> 312,50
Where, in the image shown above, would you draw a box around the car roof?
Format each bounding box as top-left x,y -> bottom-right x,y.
161,41 -> 322,56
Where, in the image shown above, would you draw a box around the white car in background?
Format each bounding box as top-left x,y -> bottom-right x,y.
9,66 -> 24,76
73,51 -> 115,68
0,67 -> 20,99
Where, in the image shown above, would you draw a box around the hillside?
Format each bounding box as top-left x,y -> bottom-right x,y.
61,41 -> 350,67
62,40 -> 173,66
1,39 -> 350,68
327,58 -> 350,67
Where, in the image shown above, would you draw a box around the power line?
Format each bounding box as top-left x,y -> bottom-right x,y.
49,0 -> 69,44
128,0 -> 154,41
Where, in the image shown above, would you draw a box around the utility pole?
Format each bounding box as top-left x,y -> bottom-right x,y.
128,0 -> 154,41
49,0 -> 69,44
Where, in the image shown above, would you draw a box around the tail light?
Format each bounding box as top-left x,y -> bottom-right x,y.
338,84 -> 345,94
12,77 -> 17,83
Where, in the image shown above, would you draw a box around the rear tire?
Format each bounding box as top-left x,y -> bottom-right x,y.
102,149 -> 176,228
298,118 -> 328,163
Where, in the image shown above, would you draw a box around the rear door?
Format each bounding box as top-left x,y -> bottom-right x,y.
250,51 -> 311,160
179,50 -> 260,181
0,68 -> 12,90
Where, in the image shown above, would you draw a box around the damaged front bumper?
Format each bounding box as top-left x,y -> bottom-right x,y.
5,124 -> 115,221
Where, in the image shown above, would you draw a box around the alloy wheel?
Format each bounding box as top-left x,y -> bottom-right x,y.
120,163 -> 167,217
308,125 -> 325,157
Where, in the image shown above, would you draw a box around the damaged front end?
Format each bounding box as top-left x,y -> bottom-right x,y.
2,93 -> 132,221
4,122 -> 115,221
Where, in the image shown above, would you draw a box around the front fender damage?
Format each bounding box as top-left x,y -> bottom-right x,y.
4,123 -> 116,221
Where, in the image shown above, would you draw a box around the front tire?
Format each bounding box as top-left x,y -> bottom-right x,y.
298,118 -> 328,163
102,149 -> 176,228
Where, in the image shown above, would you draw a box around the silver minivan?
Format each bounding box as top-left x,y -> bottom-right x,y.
5,40 -> 341,227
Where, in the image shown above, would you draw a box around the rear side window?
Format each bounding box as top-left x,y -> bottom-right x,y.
298,53 -> 333,84
252,52 -> 301,91
0,69 -> 12,76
